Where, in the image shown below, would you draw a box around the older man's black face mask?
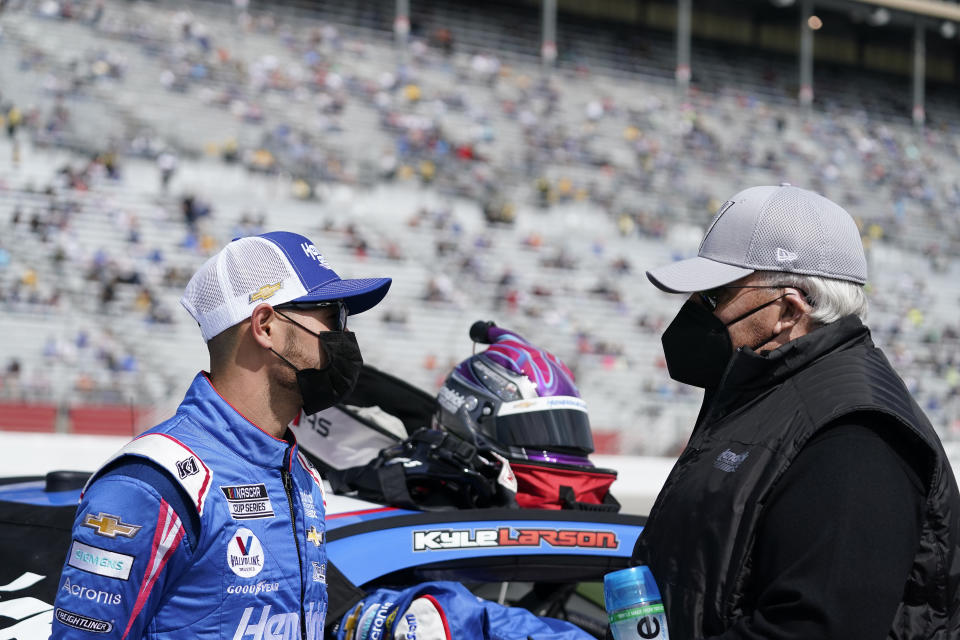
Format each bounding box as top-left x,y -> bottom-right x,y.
661,295 -> 789,389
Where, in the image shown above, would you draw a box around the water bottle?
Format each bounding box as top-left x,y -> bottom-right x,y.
603,565 -> 669,640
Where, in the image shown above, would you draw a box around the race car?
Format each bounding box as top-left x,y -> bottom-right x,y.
0,325 -> 646,639
0,471 -> 644,638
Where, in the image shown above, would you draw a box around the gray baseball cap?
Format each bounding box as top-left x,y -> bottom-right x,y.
646,185 -> 867,293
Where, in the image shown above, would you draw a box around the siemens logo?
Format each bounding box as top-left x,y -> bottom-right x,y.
67,540 -> 133,580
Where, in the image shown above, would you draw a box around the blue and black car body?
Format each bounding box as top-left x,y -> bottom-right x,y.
0,365 -> 645,638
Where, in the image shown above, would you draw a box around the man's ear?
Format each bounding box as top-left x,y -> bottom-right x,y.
249,304 -> 278,350
774,289 -> 808,334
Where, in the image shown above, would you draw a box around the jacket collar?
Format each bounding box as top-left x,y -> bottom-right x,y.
178,372 -> 298,470
705,315 -> 872,421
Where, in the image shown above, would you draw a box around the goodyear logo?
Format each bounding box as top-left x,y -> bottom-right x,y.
249,282 -> 283,303
413,527 -> 618,551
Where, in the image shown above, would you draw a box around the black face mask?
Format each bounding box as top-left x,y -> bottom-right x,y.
271,313 -> 364,415
661,295 -> 787,389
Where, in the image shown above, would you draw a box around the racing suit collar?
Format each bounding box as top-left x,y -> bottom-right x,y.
178,372 -> 298,469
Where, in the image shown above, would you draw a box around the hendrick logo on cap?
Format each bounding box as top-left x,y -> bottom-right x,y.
300,243 -> 332,269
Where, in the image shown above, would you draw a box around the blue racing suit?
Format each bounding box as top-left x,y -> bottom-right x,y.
51,373 -> 328,639
334,581 -> 594,640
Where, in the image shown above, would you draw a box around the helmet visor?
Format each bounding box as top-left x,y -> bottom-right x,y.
496,396 -> 594,454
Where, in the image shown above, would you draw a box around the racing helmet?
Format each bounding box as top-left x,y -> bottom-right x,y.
435,321 -> 595,465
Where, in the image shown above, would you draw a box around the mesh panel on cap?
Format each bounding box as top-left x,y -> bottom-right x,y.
818,201 -> 867,281
747,188 -> 866,283
185,258 -> 227,316
224,238 -> 294,300
748,189 -> 825,275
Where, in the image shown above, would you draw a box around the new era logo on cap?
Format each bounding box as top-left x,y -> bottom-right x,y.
775,247 -> 798,262
646,185 -> 867,293
180,231 -> 392,342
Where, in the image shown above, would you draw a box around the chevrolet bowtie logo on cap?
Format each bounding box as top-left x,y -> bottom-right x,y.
306,526 -> 323,547
248,282 -> 283,303
82,513 -> 143,539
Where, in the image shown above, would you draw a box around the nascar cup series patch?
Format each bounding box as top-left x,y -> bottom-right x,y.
220,484 -> 275,520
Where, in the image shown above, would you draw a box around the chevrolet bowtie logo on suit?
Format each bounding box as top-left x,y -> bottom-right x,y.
82,513 -> 142,539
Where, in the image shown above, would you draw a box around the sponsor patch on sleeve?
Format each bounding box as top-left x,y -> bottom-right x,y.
55,608 -> 114,633
82,513 -> 142,539
220,484 -> 275,520
60,576 -> 123,606
67,540 -> 133,581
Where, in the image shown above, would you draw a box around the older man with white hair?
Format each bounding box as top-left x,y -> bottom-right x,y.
635,185 -> 960,639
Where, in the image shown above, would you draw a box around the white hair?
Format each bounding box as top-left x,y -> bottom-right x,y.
752,271 -> 868,326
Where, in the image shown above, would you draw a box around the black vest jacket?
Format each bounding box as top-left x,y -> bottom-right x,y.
633,316 -> 960,638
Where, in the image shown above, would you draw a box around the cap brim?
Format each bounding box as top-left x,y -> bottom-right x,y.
646,257 -> 754,293
294,277 -> 392,315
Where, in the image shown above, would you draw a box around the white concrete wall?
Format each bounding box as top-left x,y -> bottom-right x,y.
4,434 -> 957,517
0,433 -> 671,515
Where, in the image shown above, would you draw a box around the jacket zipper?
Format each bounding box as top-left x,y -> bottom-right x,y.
282,461 -> 308,640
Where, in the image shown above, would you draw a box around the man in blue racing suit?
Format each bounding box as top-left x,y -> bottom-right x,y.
52,231 -> 391,639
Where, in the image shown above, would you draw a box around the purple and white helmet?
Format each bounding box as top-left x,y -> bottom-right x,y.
435,321 -> 595,465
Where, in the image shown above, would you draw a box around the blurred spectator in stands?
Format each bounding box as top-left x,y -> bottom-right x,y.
2,358 -> 22,397
221,138 -> 239,164
157,150 -> 178,192
429,27 -> 454,57
382,309 -> 408,326
423,275 -> 454,304
181,194 -> 211,229
5,104 -> 21,140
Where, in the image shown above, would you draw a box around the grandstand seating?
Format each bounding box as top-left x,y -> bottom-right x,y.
2,0 -> 960,456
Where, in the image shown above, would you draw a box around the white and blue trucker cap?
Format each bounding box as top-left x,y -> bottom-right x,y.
181,231 -> 392,341
646,185 -> 867,293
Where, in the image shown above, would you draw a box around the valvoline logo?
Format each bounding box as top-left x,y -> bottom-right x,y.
227,528 -> 264,578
